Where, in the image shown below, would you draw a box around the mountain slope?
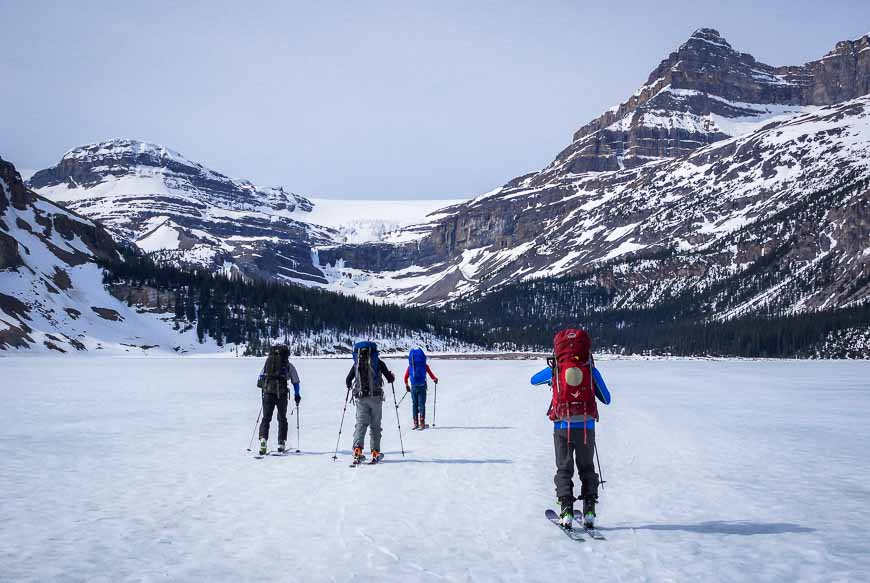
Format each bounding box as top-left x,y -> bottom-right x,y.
0,155 -> 209,354
317,31 -> 870,311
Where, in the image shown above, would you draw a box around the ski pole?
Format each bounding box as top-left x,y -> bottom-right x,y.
246,404 -> 263,452
295,404 -> 301,453
432,380 -> 438,427
332,388 -> 352,461
390,382 -> 405,457
594,441 -> 606,490
396,391 -> 408,408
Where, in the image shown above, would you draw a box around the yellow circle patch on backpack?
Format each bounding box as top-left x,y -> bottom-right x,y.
564,366 -> 584,387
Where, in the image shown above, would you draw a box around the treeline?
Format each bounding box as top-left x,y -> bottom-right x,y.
101,249 -> 485,355
451,280 -> 870,358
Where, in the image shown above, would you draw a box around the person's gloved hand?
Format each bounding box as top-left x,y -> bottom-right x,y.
405,384 -> 411,392
386,372 -> 395,383
294,394 -> 301,405
433,377 -> 439,383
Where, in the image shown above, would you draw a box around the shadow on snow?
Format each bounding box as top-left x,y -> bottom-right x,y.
424,426 -> 515,431
385,458 -> 512,465
601,521 -> 816,536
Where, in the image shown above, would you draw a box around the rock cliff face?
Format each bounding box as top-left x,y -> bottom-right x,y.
319,31 -> 870,314
0,156 -> 130,351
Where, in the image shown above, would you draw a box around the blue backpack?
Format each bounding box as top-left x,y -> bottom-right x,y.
408,347 -> 427,385
353,341 -> 382,397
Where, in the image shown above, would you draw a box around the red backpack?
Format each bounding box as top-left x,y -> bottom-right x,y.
548,329 -> 599,422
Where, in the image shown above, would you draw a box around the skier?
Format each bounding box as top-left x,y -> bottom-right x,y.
256,344 -> 301,455
532,329 -> 611,530
403,347 -> 438,429
345,341 -> 395,464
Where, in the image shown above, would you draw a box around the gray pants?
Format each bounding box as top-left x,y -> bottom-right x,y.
554,427 -> 599,500
352,395 -> 384,452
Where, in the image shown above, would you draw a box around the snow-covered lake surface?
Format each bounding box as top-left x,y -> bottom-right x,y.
2,358 -> 869,582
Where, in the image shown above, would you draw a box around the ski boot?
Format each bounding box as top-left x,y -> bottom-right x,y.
558,495 -> 574,529
370,449 -> 382,464
412,419 -> 419,430
258,438 -> 267,456
581,495 -> 597,528
277,441 -> 286,453
352,446 -> 364,464
418,416 -> 426,430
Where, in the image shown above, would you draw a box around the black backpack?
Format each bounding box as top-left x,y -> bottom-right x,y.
258,345 -> 287,389
353,342 -> 382,398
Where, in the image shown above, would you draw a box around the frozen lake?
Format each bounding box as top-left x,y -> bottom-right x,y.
2,357 -> 869,582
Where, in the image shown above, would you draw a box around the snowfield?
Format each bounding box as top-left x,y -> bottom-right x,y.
2,358 -> 869,582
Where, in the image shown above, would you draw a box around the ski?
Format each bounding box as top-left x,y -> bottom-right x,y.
255,449 -> 300,459
583,524 -> 606,540
544,509 -> 585,542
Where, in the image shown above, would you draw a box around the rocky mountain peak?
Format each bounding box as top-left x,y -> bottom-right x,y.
61,139 -> 189,165
826,32 -> 870,58
30,139 -> 220,191
681,28 -> 732,51
548,29 -> 870,177
0,156 -> 35,211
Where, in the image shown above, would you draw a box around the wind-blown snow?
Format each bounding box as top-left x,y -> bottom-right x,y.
1,358 -> 868,581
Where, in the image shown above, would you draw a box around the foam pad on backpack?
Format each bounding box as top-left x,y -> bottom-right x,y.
564,367 -> 584,387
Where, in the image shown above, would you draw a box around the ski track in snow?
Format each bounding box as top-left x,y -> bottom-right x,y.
1,358 -> 869,582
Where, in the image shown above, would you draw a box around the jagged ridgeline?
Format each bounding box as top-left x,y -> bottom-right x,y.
100,249 -> 485,355
451,177 -> 870,358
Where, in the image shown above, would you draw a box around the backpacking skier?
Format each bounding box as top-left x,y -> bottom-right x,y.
532,329 -> 611,530
256,344 -> 301,455
345,341 -> 395,464
403,347 -> 438,429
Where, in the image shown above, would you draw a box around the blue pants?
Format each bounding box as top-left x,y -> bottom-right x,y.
411,384 -> 427,423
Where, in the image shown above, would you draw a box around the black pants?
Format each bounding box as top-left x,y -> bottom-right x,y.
259,391 -> 288,442
553,427 -> 599,500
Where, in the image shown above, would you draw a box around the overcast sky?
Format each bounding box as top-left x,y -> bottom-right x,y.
2,1 -> 868,199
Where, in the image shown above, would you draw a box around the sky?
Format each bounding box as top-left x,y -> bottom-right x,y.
2,1 -> 869,199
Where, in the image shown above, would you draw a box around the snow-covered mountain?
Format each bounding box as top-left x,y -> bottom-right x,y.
29,139 -> 460,286
317,30 -> 870,312
0,155 -> 224,354
2,156 -> 480,354
546,28 -> 870,177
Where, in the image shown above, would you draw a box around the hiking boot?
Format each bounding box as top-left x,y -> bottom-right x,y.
412,420 -> 419,430
370,449 -> 381,463
582,495 -> 597,528
353,446 -> 364,461
419,417 -> 426,430
277,441 -> 286,453
258,438 -> 267,456
558,495 -> 574,528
